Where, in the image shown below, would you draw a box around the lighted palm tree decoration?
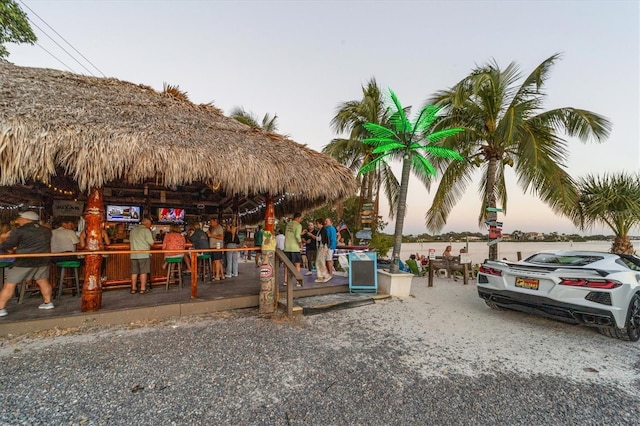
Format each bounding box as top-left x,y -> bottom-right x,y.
568,172 -> 640,254
359,89 -> 464,273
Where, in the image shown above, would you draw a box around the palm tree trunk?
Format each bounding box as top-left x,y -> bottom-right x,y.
611,235 -> 635,254
389,155 -> 412,273
486,158 -> 499,261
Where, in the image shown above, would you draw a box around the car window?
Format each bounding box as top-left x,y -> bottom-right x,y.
526,254 -> 603,266
617,256 -> 640,271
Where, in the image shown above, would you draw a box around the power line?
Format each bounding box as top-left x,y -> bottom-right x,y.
18,0 -> 106,77
33,41 -> 76,73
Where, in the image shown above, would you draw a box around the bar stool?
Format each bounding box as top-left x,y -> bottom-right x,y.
0,261 -> 12,286
56,260 -> 81,299
165,257 -> 183,291
197,253 -> 212,283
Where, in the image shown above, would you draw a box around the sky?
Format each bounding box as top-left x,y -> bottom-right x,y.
6,0 -> 640,236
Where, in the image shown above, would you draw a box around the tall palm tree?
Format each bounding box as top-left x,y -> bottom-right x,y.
229,107 -> 279,132
360,89 -> 463,273
425,54 -> 612,260
568,172 -> 640,254
325,78 -> 399,231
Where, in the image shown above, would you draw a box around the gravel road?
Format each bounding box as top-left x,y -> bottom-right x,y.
1,278 -> 639,425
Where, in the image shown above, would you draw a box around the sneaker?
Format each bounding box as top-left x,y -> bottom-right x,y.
304,271 -> 313,276
0,309 -> 7,317
314,277 -> 325,283
233,274 -> 238,277
225,274 -> 232,278
323,275 -> 333,282
39,302 -> 55,310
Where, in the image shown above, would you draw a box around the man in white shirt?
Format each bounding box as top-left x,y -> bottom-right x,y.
275,229 -> 285,251
51,218 -> 80,262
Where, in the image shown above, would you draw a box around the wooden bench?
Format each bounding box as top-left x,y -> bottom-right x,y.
427,256 -> 471,287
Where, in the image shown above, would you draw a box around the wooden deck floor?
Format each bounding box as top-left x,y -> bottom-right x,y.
0,261 -> 351,336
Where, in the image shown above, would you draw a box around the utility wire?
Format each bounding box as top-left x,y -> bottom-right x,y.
32,41 -> 76,73
18,0 -> 106,77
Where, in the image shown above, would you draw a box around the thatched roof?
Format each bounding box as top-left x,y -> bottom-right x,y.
0,62 -> 355,221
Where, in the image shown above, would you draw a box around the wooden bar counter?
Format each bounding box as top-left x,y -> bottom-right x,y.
103,242 -> 175,287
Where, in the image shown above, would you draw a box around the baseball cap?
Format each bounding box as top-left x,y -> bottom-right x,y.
18,211 -> 40,221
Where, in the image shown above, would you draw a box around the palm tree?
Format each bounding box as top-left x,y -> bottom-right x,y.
359,89 -> 463,273
325,78 -> 399,230
229,107 -> 279,132
425,54 -> 612,260
568,172 -> 640,254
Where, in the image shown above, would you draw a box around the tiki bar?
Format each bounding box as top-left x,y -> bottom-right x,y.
0,62 -> 358,332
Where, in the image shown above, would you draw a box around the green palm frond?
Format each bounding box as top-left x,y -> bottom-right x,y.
411,154 -> 437,177
358,154 -> 393,176
372,142 -> 407,154
362,137 -> 398,147
363,122 -> 397,140
425,127 -> 465,143
388,90 -> 412,134
415,105 -> 442,132
424,145 -> 464,161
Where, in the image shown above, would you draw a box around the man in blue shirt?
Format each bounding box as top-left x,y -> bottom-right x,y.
324,218 -> 337,280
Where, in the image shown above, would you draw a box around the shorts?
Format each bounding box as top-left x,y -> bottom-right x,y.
130,258 -> 151,274
212,251 -> 224,261
285,251 -> 302,264
6,265 -> 50,283
325,249 -> 334,262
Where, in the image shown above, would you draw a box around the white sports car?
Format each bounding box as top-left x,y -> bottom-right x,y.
477,250 -> 640,341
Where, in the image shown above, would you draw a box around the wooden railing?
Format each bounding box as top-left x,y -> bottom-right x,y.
274,248 -> 303,318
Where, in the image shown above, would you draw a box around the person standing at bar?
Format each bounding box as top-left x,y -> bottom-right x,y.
207,217 -> 225,281
301,221 -> 317,276
324,217 -> 338,281
283,212 -> 302,286
0,211 -> 54,317
225,223 -> 240,278
130,218 -> 153,294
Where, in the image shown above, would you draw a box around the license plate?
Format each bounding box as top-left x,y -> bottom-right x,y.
515,277 -> 539,290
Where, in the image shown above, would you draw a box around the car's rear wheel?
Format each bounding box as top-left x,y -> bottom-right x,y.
598,293 -> 640,342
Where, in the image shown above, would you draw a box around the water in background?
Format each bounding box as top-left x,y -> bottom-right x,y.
392,241 -> 614,265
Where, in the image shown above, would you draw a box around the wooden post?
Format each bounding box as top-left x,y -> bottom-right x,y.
81,187 -> 104,312
428,259 -> 434,287
264,193 -> 275,233
259,193 -> 277,315
190,251 -> 198,299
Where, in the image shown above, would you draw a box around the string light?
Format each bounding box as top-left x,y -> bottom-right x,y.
237,193 -> 297,218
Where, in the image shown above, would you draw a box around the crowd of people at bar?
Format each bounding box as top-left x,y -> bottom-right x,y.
0,210 -> 345,317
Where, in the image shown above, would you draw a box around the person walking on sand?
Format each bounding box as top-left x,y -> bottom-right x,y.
130,218 -> 154,294
0,211 -> 54,317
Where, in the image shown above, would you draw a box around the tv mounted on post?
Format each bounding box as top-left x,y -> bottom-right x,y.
157,207 -> 185,224
106,205 -> 142,223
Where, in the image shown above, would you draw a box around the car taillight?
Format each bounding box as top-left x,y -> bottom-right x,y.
479,265 -> 502,276
559,278 -> 622,289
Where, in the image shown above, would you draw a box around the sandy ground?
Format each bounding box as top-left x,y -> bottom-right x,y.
2,275 -> 639,395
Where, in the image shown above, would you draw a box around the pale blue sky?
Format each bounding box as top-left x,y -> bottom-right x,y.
8,0 -> 640,235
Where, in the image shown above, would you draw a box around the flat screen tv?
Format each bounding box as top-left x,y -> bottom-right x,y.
157,207 -> 185,224
106,205 -> 141,223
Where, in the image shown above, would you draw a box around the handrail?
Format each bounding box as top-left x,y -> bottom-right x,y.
274,248 -> 303,318
0,246 -> 259,260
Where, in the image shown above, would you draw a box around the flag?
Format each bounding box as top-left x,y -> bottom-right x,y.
337,220 -> 348,232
